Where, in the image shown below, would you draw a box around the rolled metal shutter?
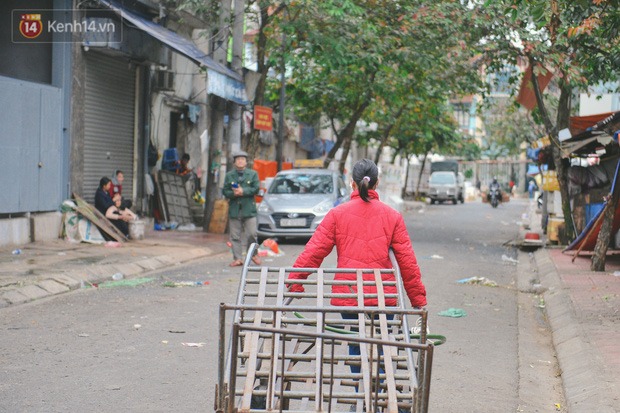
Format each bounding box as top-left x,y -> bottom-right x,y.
83,52 -> 135,201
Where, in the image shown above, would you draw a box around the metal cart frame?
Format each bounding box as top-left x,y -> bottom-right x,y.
215,244 -> 433,412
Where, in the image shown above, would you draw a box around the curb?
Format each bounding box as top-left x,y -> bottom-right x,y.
0,246 -> 218,308
534,248 -> 619,413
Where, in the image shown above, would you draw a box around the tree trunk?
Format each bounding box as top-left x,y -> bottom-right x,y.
323,101 -> 370,170
415,151 -> 429,200
338,136 -> 354,174
246,1 -> 272,161
554,82 -> 575,241
225,0 -> 245,162
390,150 -> 398,165
402,155 -> 411,199
529,60 -> 575,240
323,131 -> 345,169
203,1 -> 230,232
592,162 -> 620,271
203,96 -> 226,231
374,129 -> 390,164
374,105 -> 405,164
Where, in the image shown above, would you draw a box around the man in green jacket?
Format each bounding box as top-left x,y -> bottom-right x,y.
223,151 -> 262,267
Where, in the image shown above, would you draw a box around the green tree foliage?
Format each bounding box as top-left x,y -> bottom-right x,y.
282,0 -> 487,172
475,0 -> 620,242
480,98 -> 548,159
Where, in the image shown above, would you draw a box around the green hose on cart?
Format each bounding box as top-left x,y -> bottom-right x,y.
293,311 -> 446,345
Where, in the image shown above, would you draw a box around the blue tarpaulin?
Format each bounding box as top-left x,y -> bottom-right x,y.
526,147 -> 540,161
100,0 -> 248,105
527,164 -> 547,175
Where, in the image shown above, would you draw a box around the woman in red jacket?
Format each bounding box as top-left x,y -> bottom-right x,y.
287,158 -> 426,309
287,159 -> 426,385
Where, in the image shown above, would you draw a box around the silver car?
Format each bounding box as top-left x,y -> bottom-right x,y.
429,171 -> 461,204
257,168 -> 350,240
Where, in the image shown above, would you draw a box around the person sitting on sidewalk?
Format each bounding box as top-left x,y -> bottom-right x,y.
113,194 -> 137,221
175,153 -> 201,198
108,170 -> 132,210
95,177 -> 133,237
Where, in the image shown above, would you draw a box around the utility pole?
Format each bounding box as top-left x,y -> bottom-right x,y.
226,0 -> 244,163
203,0 -> 231,231
277,29 -> 285,172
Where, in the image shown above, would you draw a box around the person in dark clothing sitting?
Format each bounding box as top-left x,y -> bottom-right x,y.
95,177 -> 131,237
109,170 -> 132,210
175,153 -> 201,198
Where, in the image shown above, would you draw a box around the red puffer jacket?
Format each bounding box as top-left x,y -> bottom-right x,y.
287,189 -> 426,307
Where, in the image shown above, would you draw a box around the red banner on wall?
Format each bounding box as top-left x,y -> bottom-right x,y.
254,106 -> 273,131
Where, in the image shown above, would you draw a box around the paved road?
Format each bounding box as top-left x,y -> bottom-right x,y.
0,198 -> 565,412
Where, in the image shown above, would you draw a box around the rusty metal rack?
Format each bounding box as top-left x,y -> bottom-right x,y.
215,244 -> 433,413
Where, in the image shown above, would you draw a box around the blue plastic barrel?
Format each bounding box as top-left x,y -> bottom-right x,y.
585,203 -> 605,224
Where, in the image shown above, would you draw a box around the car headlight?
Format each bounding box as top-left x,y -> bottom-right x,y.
258,202 -> 273,213
313,200 -> 333,214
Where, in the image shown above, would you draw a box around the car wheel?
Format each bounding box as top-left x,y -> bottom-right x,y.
430,199 -> 435,205
452,199 -> 457,205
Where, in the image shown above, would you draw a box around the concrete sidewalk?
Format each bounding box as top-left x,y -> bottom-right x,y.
0,199 -> 426,309
526,204 -> 620,412
0,228 -> 230,308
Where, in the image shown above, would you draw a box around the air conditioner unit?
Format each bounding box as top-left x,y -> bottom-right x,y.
155,70 -> 174,90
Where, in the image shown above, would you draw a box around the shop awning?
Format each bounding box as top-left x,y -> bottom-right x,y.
570,111 -> 617,135
100,0 -> 248,105
562,133 -> 613,157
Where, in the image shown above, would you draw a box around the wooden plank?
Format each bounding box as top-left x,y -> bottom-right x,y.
315,268 -> 324,410
329,336 -> 349,411
374,269 -> 398,412
152,173 -> 168,222
356,270 -> 372,410
298,377 -> 314,411
267,268 -> 286,410
72,193 -> 127,243
278,328 -> 305,411
240,266 -> 269,410
59,213 -> 66,238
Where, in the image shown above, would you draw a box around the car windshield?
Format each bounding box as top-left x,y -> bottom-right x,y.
430,173 -> 455,184
269,174 -> 333,194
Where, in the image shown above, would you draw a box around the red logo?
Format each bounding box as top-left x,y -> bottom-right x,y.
20,14 -> 42,39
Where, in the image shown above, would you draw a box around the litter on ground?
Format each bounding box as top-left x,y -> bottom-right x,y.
501,254 -> 519,264
163,281 -> 210,287
457,277 -> 498,287
438,308 -> 467,318
100,278 -> 155,288
257,239 -> 285,257
182,342 -> 205,347
420,254 -> 444,260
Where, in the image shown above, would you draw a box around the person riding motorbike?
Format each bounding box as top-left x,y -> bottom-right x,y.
487,177 -> 502,207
